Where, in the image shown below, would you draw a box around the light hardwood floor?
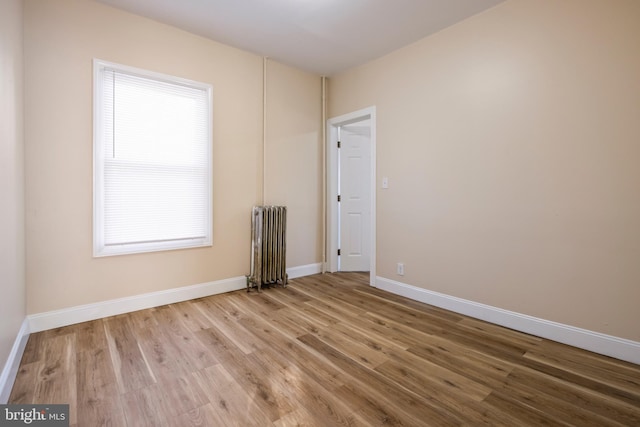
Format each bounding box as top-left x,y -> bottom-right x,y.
10,272 -> 640,426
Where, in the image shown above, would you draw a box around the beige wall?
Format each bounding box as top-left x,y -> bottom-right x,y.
265,60 -> 323,268
24,0 -> 322,314
328,0 -> 640,341
0,0 -> 26,374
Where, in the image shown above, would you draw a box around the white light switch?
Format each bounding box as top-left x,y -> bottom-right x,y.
382,177 -> 389,189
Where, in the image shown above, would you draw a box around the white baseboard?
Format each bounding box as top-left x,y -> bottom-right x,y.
376,276 -> 640,365
0,318 -> 30,404
288,263 -> 322,279
27,264 -> 323,333
28,276 -> 247,333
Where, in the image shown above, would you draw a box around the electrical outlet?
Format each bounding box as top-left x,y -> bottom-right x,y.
397,263 -> 404,276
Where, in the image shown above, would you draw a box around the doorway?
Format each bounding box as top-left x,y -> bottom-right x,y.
326,106 -> 376,285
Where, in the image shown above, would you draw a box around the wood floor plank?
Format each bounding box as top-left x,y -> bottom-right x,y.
130,327 -> 186,384
193,297 -> 267,354
303,302 -> 410,353
356,311 -> 442,350
167,402 -> 235,427
192,364 -> 275,427
273,408 -> 323,427
236,316 -> 349,393
195,325 -> 289,422
406,340 -> 515,391
287,299 -> 341,328
171,299 -> 216,333
268,364 -> 365,427
503,367 -> 640,426
298,333 -> 467,426
483,389 -> 573,426
103,314 -> 157,394
494,370 -> 629,427
152,304 -> 219,372
359,313 -> 517,390
10,272 -> 640,426
261,285 -> 312,307
19,330 -> 48,365
8,361 -> 42,404
457,316 -> 544,348
71,319 -> 109,353
351,285 -> 464,323
121,383 -> 173,427
33,333 -> 78,425
157,374 -> 209,419
533,338 -> 640,373
76,347 -> 125,427
379,347 -> 493,402
272,308 -> 390,370
243,350 -> 298,418
523,346 -> 640,396
518,355 -> 640,407
233,290 -> 287,314
193,325 -> 245,366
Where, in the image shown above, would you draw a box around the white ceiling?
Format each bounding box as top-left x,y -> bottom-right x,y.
95,0 -> 505,76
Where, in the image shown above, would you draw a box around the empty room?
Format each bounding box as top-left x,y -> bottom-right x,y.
1,0 -> 639,425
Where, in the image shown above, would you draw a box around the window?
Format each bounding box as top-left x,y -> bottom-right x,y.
93,60 -> 212,257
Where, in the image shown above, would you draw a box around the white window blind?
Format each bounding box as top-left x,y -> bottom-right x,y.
94,60 -> 212,257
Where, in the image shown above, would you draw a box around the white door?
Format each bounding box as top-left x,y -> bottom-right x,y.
339,122 -> 371,272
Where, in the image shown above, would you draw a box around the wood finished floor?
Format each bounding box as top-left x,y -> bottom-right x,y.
10,272 -> 640,426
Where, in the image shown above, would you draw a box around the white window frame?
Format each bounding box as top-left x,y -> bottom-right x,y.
93,59 -> 213,257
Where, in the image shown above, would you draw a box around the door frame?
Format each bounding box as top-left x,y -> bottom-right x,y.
326,106 -> 376,286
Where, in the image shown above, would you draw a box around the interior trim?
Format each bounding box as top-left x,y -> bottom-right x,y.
0,318 -> 30,404
376,276 -> 640,365
28,263 -> 321,333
